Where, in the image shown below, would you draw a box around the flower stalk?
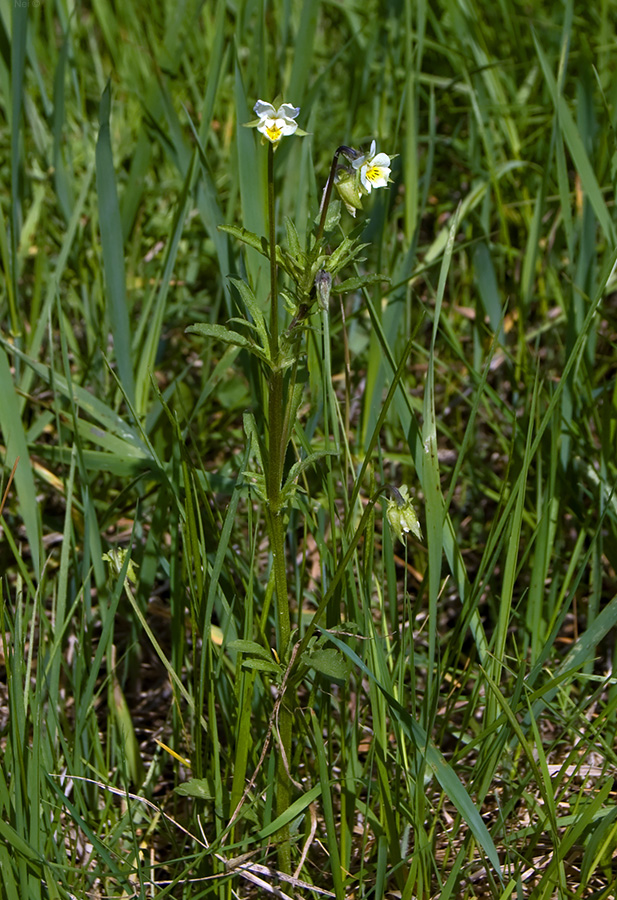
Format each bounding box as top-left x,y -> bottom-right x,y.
265,137 -> 293,876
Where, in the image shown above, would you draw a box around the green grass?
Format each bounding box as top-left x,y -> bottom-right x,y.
2,0 -> 617,897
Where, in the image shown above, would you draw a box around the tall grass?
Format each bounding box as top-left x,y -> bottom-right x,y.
1,1 -> 617,898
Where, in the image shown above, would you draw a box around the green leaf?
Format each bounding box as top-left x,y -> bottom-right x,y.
257,784 -> 322,839
219,225 -> 269,250
134,148 -> 197,415
227,639 -> 272,661
315,198 -> 341,232
242,411 -> 265,475
282,449 -> 336,494
95,81 -> 135,402
284,216 -> 303,258
307,648 -> 349,682
175,778 -> 215,801
185,323 -> 268,361
228,277 -> 270,355
218,223 -> 266,254
533,31 -> 616,245
111,676 -> 145,787
326,235 -> 369,275
219,224 -> 298,279
35,446 -> 156,477
332,273 -> 391,294
311,711 -> 345,899
0,347 -> 42,578
242,658 -> 282,676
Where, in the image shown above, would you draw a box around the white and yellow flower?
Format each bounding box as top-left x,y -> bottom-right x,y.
352,140 -> 392,193
253,99 -> 300,144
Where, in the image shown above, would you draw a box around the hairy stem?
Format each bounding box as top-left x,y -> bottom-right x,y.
268,143 -> 278,356
266,141 -> 292,874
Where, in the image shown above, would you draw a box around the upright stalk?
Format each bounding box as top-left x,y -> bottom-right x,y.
263,141 -> 354,874
265,144 -> 290,656
267,144 -> 279,357
265,142 -> 292,874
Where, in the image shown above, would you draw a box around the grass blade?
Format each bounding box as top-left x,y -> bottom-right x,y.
0,347 -> 42,577
96,81 -> 135,403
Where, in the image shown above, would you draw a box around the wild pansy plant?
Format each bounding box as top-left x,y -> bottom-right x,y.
187,98 -> 406,871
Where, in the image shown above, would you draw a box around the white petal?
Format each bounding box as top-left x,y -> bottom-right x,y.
277,103 -> 300,119
353,140 -> 377,170
254,100 -> 276,118
372,152 -> 391,167
278,118 -> 298,136
370,174 -> 389,188
359,166 -> 372,193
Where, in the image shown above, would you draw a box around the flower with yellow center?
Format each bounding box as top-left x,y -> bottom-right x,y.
352,140 -> 392,193
253,99 -> 300,144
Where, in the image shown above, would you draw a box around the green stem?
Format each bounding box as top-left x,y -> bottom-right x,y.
268,144 -> 278,356
265,141 -> 292,874
267,379 -> 290,655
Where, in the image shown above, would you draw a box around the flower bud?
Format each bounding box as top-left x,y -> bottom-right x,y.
386,485 -> 422,543
334,167 -> 364,217
315,270 -> 332,309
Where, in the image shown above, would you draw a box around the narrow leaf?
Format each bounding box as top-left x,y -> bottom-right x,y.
283,450 -> 336,493
241,658 -> 281,675
332,273 -> 390,294
95,81 -> 135,402
186,323 -> 268,360
0,347 -> 41,577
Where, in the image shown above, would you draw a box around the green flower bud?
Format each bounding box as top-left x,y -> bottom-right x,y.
334,167 -> 364,217
315,270 -> 332,309
386,485 -> 422,543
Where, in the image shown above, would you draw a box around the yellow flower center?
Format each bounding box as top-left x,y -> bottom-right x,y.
366,164 -> 382,182
266,122 -> 283,142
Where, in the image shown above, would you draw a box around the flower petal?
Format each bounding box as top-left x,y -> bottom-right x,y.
358,167 -> 373,192
278,118 -> 298,136
277,103 -> 300,120
367,167 -> 390,188
254,99 -> 276,118
371,152 -> 391,167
